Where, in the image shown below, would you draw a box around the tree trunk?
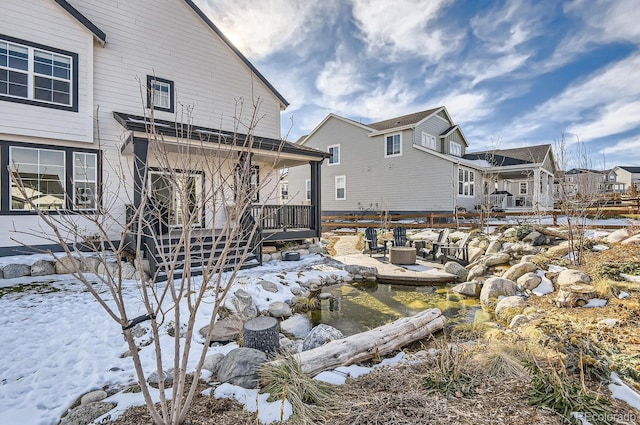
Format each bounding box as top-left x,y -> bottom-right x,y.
267,308 -> 445,376
243,316 -> 279,353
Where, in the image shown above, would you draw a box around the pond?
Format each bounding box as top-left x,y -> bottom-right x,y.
306,281 -> 488,336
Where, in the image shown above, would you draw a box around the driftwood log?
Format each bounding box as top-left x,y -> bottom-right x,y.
533,225 -> 568,240
269,308 -> 445,376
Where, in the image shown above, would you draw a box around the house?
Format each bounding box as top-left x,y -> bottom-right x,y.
612,166 -> 640,193
286,107 -> 555,216
0,0 -> 328,269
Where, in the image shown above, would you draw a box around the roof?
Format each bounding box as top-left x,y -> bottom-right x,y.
367,107 -> 443,132
463,144 -> 551,166
113,112 -> 328,159
183,0 -> 289,108
54,0 -> 106,44
439,125 -> 458,137
617,166 -> 640,173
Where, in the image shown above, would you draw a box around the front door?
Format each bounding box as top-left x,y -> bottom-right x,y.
149,171 -> 202,228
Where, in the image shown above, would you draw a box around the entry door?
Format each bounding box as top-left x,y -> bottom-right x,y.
149,171 -> 202,228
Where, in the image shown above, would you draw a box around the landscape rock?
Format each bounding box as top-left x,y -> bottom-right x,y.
55,256 -> 80,274
509,314 -> 531,328
502,262 -> 537,282
480,277 -> 517,306
96,261 -> 118,276
203,353 -> 226,375
597,318 -> 621,328
262,254 -> 272,262
199,316 -> 243,343
30,259 -> 55,277
302,324 -> 344,351
0,268 -> 3,279
443,261 -> 469,282
231,289 -> 258,319
485,240 -> 502,254
59,402 -> 115,425
80,390 -> 108,405
522,231 -> 546,246
80,256 -> 102,274
482,253 -> 511,267
517,272 -> 542,291
308,245 -> 326,254
147,369 -> 173,385
466,264 -> 486,281
555,284 -> 597,308
217,348 -> 267,388
495,296 -> 525,319
2,263 -> 31,279
268,301 -> 292,318
280,314 -> 313,339
270,252 -> 282,261
120,262 -> 137,280
557,269 -> 591,287
621,233 -> 640,245
468,246 -> 485,263
606,229 -> 630,243
451,281 -> 481,297
506,242 -> 540,256
547,242 -> 570,257
259,280 -> 279,293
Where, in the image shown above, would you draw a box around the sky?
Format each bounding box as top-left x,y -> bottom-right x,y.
195,0 -> 640,169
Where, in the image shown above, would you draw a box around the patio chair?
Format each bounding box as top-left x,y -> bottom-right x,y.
439,232 -> 471,265
392,226 -> 413,247
364,227 -> 387,257
419,228 -> 449,260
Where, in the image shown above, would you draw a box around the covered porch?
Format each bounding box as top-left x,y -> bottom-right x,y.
482,166 -> 554,212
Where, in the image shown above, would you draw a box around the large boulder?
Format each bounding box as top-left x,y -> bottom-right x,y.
80,256 -> 102,273
621,233 -> 640,245
280,314 -> 313,339
199,316 -> 244,343
502,262 -> 537,282
557,269 -> 591,287
259,280 -> 279,293
468,246 -> 485,263
522,231 -> 546,246
606,229 -> 629,243
451,281 -> 481,297
267,301 -> 292,318
443,261 -> 469,282
517,272 -> 542,291
482,253 -> 511,267
203,353 -> 226,375
80,390 -> 108,405
480,277 -> 517,306
302,324 -> 343,351
59,402 -> 116,425
55,256 -> 80,274
230,289 -> 258,319
30,259 -> 55,277
505,242 -> 541,256
485,240 -> 502,254
120,262 -> 137,280
2,263 -> 31,279
555,284 -> 597,308
467,264 -> 487,281
495,296 -> 525,320
547,242 -> 570,258
217,348 -> 267,388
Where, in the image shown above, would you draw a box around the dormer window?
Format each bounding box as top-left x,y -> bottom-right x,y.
421,132 -> 437,150
450,141 -> 462,156
147,76 -> 174,112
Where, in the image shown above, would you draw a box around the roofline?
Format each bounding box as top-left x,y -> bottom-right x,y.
53,0 -> 106,45
301,113 -> 373,145
183,0 -> 289,108
413,144 -> 486,170
439,124 -> 458,138
368,106 -> 446,136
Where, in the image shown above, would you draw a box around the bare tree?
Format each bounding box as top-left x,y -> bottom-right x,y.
9,95 -> 283,424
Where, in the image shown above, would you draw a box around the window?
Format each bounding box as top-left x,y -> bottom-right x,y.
73,152 -> 97,210
519,182 -> 528,195
421,132 -> 437,150
457,168 -> 475,197
0,36 -> 77,111
335,176 -> 346,200
10,146 -> 65,210
385,133 -> 401,157
450,141 -> 462,156
250,166 -> 259,203
305,179 -> 311,202
280,181 -> 289,202
328,144 -> 340,165
146,75 -> 174,112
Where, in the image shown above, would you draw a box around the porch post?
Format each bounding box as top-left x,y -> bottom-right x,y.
133,138 -> 148,209
533,169 -> 541,208
311,161 -> 322,238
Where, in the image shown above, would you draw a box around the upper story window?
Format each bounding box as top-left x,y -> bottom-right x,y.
305,179 -> 311,202
450,141 -> 462,156
280,181 -> 289,202
385,133 -> 401,157
328,144 -> 340,165
519,182 -> 528,195
0,35 -> 77,111
147,75 -> 174,112
421,132 -> 437,150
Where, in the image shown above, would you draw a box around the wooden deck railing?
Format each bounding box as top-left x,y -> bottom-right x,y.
251,204 -> 313,230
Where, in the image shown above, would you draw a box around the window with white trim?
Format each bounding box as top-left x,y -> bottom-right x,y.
450,141 -> 462,156
10,146 -> 65,210
280,181 -> 289,202
305,179 -> 311,202
457,168 -> 475,197
335,175 -> 346,200
147,75 -> 174,112
519,182 -> 528,195
385,133 -> 401,157
328,144 -> 340,165
73,152 -> 97,210
421,132 -> 437,150
0,36 -> 76,110
250,166 -> 260,203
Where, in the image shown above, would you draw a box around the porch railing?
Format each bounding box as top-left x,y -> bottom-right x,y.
251,205 -> 312,230
482,194 -> 554,210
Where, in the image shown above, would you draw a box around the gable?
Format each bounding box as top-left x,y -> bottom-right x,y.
301,114 -> 372,145
53,0 -> 106,44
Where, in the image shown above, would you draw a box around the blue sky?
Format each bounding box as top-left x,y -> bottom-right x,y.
196,0 -> 640,168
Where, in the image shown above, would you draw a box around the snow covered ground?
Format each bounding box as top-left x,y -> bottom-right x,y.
0,254 -> 347,425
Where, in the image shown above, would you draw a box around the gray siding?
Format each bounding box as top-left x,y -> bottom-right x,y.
442,128 -> 467,156
413,115 -> 453,154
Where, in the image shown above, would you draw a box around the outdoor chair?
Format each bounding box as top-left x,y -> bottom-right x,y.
364,227 -> 388,257
420,228 -> 449,260
439,232 -> 471,265
392,226 -> 413,247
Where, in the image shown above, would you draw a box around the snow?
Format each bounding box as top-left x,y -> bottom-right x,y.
583,299 -> 608,308
0,253 -> 341,425
609,373 -> 640,411
213,383 -> 293,424
619,291 -> 630,299
532,270 -> 554,296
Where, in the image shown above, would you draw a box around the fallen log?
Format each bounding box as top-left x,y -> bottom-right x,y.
269,308 -> 445,376
533,225 -> 568,240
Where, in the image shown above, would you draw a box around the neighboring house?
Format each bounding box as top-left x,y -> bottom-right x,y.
555,168 -> 627,201
612,166 -> 640,193
286,107 -> 556,216
0,0 -> 327,267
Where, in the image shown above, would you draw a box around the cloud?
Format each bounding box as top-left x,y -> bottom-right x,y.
435,91 -> 492,123
567,101 -> 640,139
195,0 -> 336,59
316,60 -> 365,98
601,136 -> 640,157
351,0 -> 459,62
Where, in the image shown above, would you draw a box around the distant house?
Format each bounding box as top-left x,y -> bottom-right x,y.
286,107 -> 556,215
612,166 -> 640,193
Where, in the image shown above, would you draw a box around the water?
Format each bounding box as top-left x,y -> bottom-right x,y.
306,281 -> 485,336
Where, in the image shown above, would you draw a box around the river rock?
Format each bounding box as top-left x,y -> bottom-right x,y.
480,277 -> 517,306
485,240 -> 502,254
55,256 -> 80,274
557,269 -> 591,287
522,231 -> 546,246
259,280 -> 279,293
280,314 -> 313,339
203,353 -> 225,375
467,264 -> 486,281
231,289 -> 258,319
444,261 -> 469,282
80,390 -> 108,405
506,242 -> 540,256
517,272 -> 542,291
199,316 -> 243,343
547,242 -> 570,257
80,256 -> 102,273
555,284 -> 597,308
451,281 -> 481,297
2,263 -> 31,279
302,324 -> 344,351
509,314 -> 531,328
217,348 -> 267,388
482,253 -> 511,267
148,369 -> 173,385
268,301 -> 292,318
60,402 -> 116,425
502,262 -> 537,282
606,229 -> 629,243
30,259 -> 55,277
468,246 -> 485,263
495,296 -> 525,320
